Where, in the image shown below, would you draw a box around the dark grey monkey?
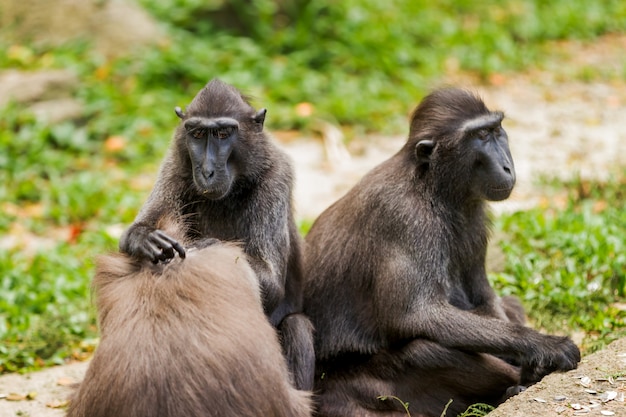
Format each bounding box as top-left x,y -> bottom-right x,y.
119,79 -> 314,390
303,88 -> 580,417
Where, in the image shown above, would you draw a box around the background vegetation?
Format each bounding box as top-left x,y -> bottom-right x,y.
1,0 -> 625,373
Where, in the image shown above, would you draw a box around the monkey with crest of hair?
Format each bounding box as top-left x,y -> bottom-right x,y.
118,79 -> 314,390
68,217 -> 312,417
303,88 -> 580,417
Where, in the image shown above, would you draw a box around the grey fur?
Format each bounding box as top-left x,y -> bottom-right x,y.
119,79 -> 314,390
303,88 -> 580,417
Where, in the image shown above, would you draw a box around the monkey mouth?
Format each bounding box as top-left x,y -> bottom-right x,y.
487,185 -> 514,201
193,171 -> 232,200
196,184 -> 230,200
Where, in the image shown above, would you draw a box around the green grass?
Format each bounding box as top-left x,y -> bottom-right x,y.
491,175 -> 626,352
1,0 -> 626,372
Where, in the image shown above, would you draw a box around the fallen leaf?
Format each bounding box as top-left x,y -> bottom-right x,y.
67,223 -> 84,244
295,102 -> 314,117
6,393 -> 26,401
600,391 -> 617,402
104,135 -> 127,152
580,376 -> 592,387
488,73 -> 506,86
592,200 -> 608,213
57,376 -> 76,386
95,65 -> 111,80
47,399 -> 70,408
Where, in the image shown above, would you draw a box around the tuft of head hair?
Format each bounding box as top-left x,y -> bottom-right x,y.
408,88 -> 495,144
183,79 -> 255,120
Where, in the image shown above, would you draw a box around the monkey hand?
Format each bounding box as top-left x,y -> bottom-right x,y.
121,224 -> 186,264
520,335 -> 580,385
143,229 -> 186,264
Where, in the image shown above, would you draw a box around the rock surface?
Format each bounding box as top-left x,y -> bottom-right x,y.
0,0 -> 163,57
0,69 -> 83,123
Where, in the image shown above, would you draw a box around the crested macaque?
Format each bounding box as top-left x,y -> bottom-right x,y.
119,79 -> 314,390
302,88 -> 581,417
68,219 -> 312,417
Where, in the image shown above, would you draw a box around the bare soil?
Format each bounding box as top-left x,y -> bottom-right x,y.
489,337 -> 626,417
1,36 -> 626,417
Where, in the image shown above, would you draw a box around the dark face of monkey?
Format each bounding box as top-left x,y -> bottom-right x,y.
184,116 -> 240,199
176,79 -> 267,200
461,114 -> 516,201
411,89 -> 516,204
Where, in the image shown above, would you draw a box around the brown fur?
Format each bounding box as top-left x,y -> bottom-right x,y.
68,221 -> 311,417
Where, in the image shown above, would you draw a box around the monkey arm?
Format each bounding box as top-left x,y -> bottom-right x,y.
235,155 -> 298,324
119,162 -> 187,263
376,254 -> 579,385
381,284 -> 579,385
242,204 -> 290,320
245,253 -> 283,314
416,303 -> 579,384
461,263 -> 514,321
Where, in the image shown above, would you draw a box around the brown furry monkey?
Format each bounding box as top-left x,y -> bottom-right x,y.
68,220 -> 312,417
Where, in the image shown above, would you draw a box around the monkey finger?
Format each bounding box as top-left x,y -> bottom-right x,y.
137,245 -> 159,264
145,241 -> 167,264
160,245 -> 176,262
155,248 -> 174,264
171,241 -> 186,259
132,237 -> 160,261
152,230 -> 185,259
149,234 -> 177,259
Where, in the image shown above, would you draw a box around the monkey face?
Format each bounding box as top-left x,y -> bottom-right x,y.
184,116 -> 240,199
469,123 -> 516,201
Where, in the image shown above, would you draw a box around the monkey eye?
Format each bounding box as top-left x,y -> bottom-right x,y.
212,127 -> 235,140
477,128 -> 490,140
191,128 -> 207,139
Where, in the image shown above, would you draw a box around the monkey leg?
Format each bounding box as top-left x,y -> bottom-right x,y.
278,313 -> 316,391
314,339 -> 520,417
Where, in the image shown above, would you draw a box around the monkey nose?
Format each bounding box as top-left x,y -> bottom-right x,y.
504,165 -> 516,184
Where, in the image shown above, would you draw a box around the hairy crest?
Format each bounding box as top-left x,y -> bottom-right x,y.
408,88 -> 494,144
183,79 -> 255,120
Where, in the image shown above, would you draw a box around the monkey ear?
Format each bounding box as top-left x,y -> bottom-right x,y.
174,106 -> 185,119
415,140 -> 435,168
253,108 -> 267,126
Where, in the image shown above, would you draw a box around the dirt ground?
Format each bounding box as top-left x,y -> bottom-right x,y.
1,36 -> 626,417
489,337 -> 626,417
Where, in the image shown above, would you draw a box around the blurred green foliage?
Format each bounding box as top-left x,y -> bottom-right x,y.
492,176 -> 626,352
135,0 -> 626,130
0,0 -> 625,372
